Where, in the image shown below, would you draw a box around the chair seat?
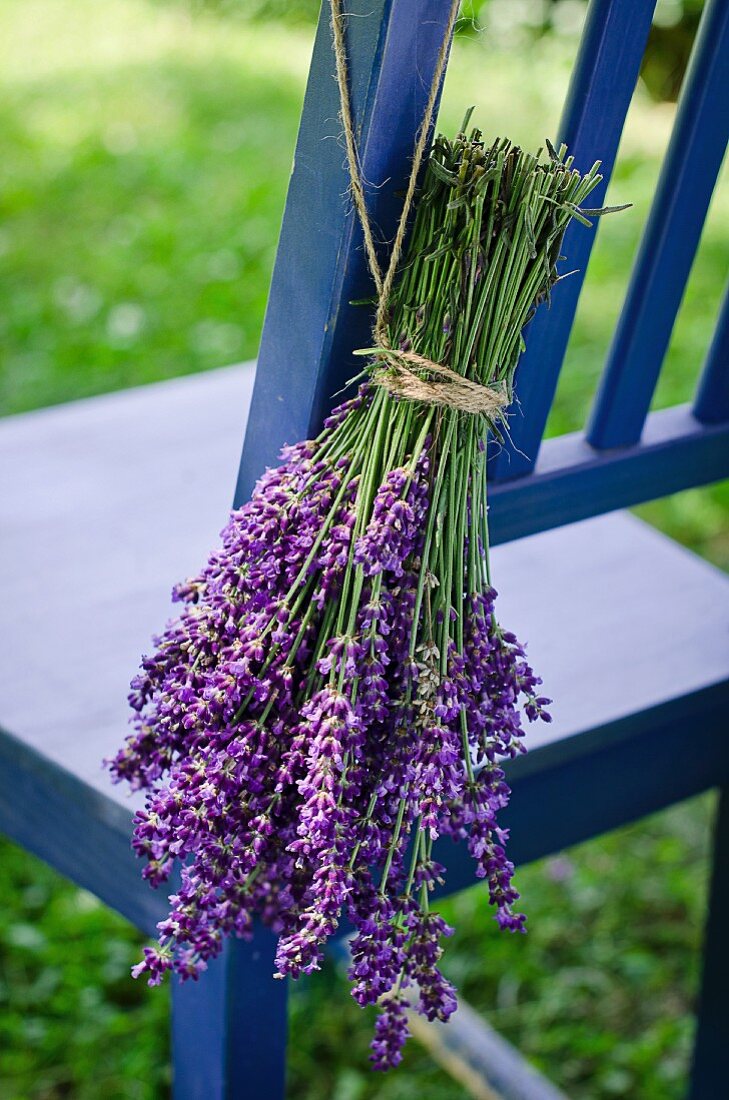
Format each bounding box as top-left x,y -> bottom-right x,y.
2,364 -> 728,931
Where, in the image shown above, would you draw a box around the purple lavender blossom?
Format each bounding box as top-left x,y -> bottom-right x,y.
370,995 -> 411,1071
108,391 -> 550,1066
354,452 -> 429,577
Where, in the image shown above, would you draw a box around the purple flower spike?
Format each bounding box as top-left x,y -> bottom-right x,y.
110,371 -> 551,1072
354,453 -> 430,577
370,995 -> 411,1071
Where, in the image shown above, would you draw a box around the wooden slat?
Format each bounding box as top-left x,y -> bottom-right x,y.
587,0 -> 729,449
171,929 -> 287,1100
234,0 -> 455,506
689,786 -> 729,1100
488,0 -> 656,482
694,281 -> 729,425
488,404 -> 729,545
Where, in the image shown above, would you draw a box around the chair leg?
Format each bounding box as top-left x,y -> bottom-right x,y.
171,926 -> 288,1100
688,785 -> 729,1100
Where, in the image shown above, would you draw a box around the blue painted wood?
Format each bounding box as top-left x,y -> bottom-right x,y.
0,728 -> 167,937
488,0 -> 656,482
588,0 -> 729,449
234,0 -> 455,506
4,667 -> 727,938
694,282 -> 729,425
488,404 -> 729,545
230,3 -> 459,1078
689,785 -> 729,1100
172,929 -> 287,1100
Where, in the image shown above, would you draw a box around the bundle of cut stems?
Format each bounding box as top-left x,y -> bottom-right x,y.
110,120 -> 616,1070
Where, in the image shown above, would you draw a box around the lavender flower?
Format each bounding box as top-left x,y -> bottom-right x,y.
102,121 -> 596,1069
107,397 -> 550,1058
355,454 -> 429,577
370,995 -> 411,1071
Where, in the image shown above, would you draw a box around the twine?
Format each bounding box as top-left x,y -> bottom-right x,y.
362,347 -> 508,417
330,0 -> 508,418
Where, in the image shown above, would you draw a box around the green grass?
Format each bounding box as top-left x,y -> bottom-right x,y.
0,1 -> 726,1097
0,847 -> 170,1100
2,796 -> 714,1100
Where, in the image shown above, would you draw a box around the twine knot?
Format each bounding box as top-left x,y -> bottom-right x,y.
361,346 -> 509,418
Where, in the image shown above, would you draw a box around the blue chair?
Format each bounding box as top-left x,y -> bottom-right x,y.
1,1 -> 728,1096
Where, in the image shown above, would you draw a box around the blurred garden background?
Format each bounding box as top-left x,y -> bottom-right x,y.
0,0 -> 726,1097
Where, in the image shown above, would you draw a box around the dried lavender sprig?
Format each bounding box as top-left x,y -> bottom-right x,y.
109,124 -> 618,1070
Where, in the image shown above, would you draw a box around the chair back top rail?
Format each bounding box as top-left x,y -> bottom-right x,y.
237,0 -> 729,531
587,0 -> 729,450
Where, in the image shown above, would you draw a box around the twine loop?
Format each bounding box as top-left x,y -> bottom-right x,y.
330,0 -> 507,418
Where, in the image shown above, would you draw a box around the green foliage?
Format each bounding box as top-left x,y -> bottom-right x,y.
190,0 -> 708,102
0,0 -> 725,1096
0,839 -> 169,1099
1,796 -> 713,1098
0,2 -> 301,415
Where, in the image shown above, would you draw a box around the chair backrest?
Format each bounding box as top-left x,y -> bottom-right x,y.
234,0 -> 729,545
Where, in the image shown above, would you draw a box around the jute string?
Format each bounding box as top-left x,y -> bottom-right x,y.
330,0 -> 507,419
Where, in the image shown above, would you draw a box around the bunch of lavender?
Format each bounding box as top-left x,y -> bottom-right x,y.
110,124 -> 610,1069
